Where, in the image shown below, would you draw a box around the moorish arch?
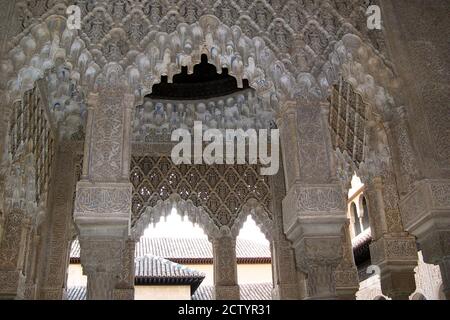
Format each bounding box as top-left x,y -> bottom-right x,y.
0,9 -> 373,298
1,0 -> 445,302
320,39 -> 420,299
128,148 -> 276,299
0,5 -> 376,299
229,198 -> 274,241
9,12 -> 298,302
132,193 -> 221,240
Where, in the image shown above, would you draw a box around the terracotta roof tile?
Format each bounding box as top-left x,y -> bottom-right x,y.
135,255 -> 205,279
66,286 -> 86,300
70,237 -> 271,264
192,283 -> 272,300
134,255 -> 205,293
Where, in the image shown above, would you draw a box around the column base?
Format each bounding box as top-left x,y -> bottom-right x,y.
370,235 -> 418,300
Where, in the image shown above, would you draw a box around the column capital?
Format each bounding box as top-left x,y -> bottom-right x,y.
399,179 -> 450,242
79,237 -> 125,300
295,238 -> 343,299
282,183 -> 347,242
370,234 -> 417,266
282,182 -> 347,299
369,234 -> 418,300
79,238 -> 124,274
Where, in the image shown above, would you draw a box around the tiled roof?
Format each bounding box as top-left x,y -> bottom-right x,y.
352,229 -> 372,265
66,286 -> 86,300
351,228 -> 372,248
67,283 -> 273,300
135,255 -> 204,279
135,255 -> 205,293
66,255 -> 205,298
70,237 -> 271,264
192,283 -> 272,300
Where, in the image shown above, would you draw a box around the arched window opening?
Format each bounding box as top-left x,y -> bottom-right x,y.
351,202 -> 362,236
66,238 -> 87,299
138,207 -> 210,300
236,215 -> 273,300
143,207 -> 208,239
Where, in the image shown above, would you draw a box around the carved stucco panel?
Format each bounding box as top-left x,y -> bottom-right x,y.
0,209 -> 24,269
399,180 -> 450,232
370,236 -> 417,266
430,182 -> 450,208
88,86 -> 132,182
213,235 -> 238,287
74,183 -> 132,217
296,104 -> 331,184
295,185 -> 346,213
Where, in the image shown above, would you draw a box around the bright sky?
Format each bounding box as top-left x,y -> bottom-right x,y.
143,208 -> 269,244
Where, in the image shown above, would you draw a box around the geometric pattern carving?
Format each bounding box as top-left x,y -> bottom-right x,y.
74,184 -> 132,216
328,77 -> 368,166
133,90 -> 275,143
130,155 -> 272,228
3,1 -> 394,148
8,0 -> 385,75
8,86 -> 55,204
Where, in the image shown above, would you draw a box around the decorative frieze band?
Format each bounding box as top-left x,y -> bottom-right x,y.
283,184 -> 346,217
370,236 -> 417,265
399,179 -> 450,231
74,182 -> 132,217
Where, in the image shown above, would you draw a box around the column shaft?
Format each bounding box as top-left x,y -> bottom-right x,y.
278,100 -> 347,300
74,74 -> 135,300
213,235 -> 240,300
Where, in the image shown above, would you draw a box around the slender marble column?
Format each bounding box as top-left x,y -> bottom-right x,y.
74,71 -> 135,300
278,100 -> 347,300
213,234 -> 240,300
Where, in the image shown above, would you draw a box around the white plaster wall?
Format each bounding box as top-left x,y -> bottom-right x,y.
67,264 -> 87,287
135,285 -> 191,300
67,263 -> 273,289
237,264 -> 273,284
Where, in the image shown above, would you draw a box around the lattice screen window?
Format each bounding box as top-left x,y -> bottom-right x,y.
130,156 -> 272,228
328,77 -> 368,166
9,87 -> 55,204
